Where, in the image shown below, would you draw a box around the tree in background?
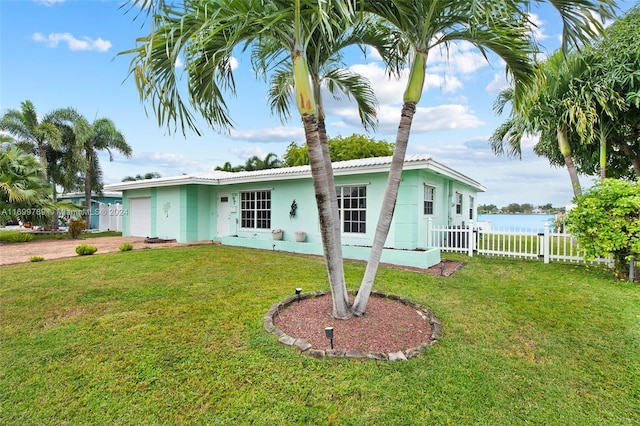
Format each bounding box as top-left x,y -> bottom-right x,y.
491,7 -> 640,191
0,144 -> 78,226
0,100 -> 75,183
0,144 -> 51,225
122,172 -> 161,182
567,178 -> 640,279
77,116 -> 131,223
283,134 -> 394,166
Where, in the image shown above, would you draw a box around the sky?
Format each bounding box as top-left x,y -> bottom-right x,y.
0,0 -> 635,209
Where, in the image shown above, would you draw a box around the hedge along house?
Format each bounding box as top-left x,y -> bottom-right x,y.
105,155 -> 485,269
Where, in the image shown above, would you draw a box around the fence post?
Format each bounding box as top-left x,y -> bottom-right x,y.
427,217 -> 433,248
467,220 -> 474,257
543,222 -> 550,264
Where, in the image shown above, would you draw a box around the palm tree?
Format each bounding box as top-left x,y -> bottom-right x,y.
252,12 -> 405,302
490,50 -> 615,196
350,1 -> 540,315
0,144 -> 52,225
123,0 -> 358,318
350,0 -> 618,316
0,100 -> 72,182
79,117 -> 131,223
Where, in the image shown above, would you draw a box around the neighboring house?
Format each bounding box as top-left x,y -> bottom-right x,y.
105,155 -> 485,269
57,191 -> 123,231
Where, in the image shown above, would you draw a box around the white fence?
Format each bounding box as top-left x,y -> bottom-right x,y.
97,203 -> 123,232
427,219 -> 606,264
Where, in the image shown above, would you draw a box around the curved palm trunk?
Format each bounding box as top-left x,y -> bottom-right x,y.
303,114 -> 351,319
352,51 -> 426,316
352,102 -> 416,316
558,126 -> 582,197
316,99 -> 342,250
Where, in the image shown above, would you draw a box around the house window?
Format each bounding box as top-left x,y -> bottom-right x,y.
337,186 -> 366,233
240,190 -> 271,229
469,195 -> 474,220
455,192 -> 463,215
424,185 -> 435,215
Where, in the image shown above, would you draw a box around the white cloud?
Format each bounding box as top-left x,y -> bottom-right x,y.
35,0 -> 65,6
32,32 -> 111,52
228,126 -> 303,142
485,73 -> 510,96
528,13 -> 549,43
427,41 -> 490,75
229,146 -> 268,160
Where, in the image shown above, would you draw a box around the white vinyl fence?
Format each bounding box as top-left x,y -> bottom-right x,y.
97,203 -> 123,232
427,219 -> 608,265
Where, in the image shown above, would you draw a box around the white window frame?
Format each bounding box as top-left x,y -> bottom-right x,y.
455,192 -> 463,215
240,190 -> 271,229
336,185 -> 367,234
424,185 -> 435,215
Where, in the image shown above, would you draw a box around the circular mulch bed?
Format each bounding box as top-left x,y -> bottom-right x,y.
264,291 -> 442,361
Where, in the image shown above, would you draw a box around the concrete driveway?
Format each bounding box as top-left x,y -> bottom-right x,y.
0,236 -> 211,266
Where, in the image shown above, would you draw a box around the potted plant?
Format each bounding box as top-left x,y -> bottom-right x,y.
295,230 -> 306,242
272,228 -> 283,240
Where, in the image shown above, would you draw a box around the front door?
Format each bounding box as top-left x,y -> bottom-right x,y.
216,193 -> 231,237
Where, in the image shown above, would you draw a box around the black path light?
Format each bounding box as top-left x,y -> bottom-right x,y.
324,326 -> 334,349
295,287 -> 302,302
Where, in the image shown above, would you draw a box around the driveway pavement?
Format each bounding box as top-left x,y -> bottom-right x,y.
0,236 -> 211,266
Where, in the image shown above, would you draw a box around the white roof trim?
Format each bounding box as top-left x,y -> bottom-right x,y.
105,155 -> 485,192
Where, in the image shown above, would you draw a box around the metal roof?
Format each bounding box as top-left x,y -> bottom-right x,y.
105,155 -> 485,192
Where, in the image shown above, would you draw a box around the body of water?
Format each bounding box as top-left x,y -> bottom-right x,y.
477,214 -> 556,232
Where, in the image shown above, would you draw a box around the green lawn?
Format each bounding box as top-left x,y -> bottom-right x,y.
1,244 -> 639,425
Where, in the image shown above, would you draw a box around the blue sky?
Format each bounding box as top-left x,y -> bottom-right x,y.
0,0 -> 634,209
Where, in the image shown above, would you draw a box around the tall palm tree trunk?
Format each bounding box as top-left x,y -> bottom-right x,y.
352,102 -> 416,316
84,159 -> 92,226
558,126 -> 582,197
317,118 -> 342,248
303,114 -> 352,319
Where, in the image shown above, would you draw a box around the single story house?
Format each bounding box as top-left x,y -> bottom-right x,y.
57,191 -> 123,231
105,155 -> 485,269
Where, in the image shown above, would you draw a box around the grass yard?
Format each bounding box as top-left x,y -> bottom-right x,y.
1,244 -> 639,425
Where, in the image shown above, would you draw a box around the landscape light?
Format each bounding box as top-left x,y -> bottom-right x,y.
324,326 -> 334,349
295,288 -> 302,302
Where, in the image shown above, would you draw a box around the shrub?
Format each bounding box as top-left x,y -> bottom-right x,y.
29,256 -> 45,262
68,218 -> 86,239
0,230 -> 34,243
119,243 -> 133,251
75,244 -> 98,256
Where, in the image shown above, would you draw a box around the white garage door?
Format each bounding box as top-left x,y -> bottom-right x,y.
129,197 -> 151,237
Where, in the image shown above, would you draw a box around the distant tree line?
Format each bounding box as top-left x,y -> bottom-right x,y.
478,203 -> 564,214
214,134 -> 394,172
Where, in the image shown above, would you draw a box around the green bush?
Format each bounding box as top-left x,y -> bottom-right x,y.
29,256 -> 45,262
0,230 -> 34,243
119,243 -> 133,252
68,218 -> 86,239
75,243 -> 98,256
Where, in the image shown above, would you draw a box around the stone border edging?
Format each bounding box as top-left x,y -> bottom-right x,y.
263,290 -> 442,361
